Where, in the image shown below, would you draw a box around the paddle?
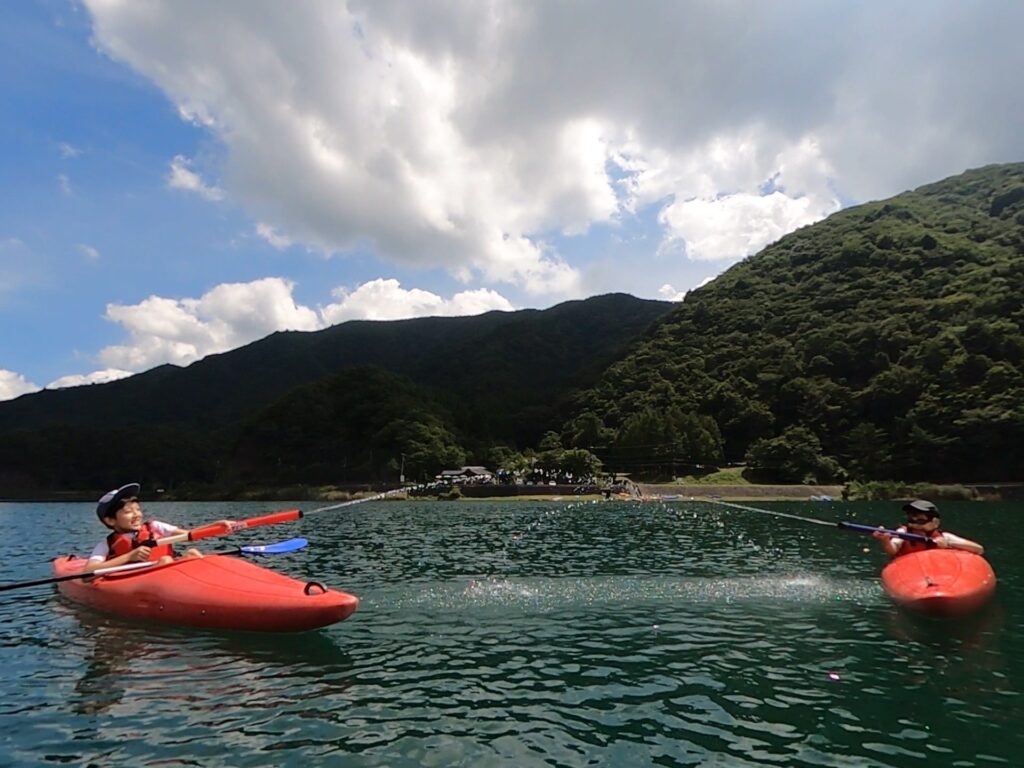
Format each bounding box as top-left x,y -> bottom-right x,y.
702,497 -> 934,545
224,537 -> 309,556
837,521 -> 932,544
0,538 -> 309,593
155,508 -> 303,547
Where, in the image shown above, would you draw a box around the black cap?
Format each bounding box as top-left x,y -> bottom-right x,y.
902,499 -> 939,518
96,483 -> 141,520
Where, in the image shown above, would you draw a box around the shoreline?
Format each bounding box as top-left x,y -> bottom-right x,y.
429,483 -> 847,502
10,481 -> 1022,504
636,483 -> 845,501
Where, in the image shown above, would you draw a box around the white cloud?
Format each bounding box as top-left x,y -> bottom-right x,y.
659,190 -> 829,262
58,174 -> 72,195
657,284 -> 686,302
48,369 -> 133,389
167,155 -> 224,201
322,278 -> 514,323
255,222 -> 293,250
98,277 -> 319,371
77,243 -> 100,261
621,133 -> 840,261
82,0 -> 1023,295
88,276 -> 513,378
59,142 -> 81,158
0,370 -> 41,402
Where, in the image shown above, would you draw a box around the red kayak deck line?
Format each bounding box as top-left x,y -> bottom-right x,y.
881,549 -> 996,617
53,555 -> 358,632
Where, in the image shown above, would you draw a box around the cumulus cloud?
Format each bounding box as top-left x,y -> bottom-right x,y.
0,370 -> 40,401
83,0 -> 1023,293
167,155 -> 224,201
657,284 -> 686,302
48,369 -> 133,390
322,278 -> 514,323
98,277 -> 319,371
88,276 -> 513,377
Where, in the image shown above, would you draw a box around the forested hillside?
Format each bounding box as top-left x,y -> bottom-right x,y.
3,163 -> 1022,496
568,163 -> 1024,482
0,294 -> 671,493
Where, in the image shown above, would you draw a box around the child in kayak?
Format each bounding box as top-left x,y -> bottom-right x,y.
82,482 -> 206,573
873,499 -> 984,556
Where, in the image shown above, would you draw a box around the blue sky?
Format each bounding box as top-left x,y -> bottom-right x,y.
2,1 -> 1022,400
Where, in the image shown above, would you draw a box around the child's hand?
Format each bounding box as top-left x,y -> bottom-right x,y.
933,537 -> 949,548
871,528 -> 888,540
129,546 -> 152,562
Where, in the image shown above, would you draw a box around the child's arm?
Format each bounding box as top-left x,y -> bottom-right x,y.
872,527 -> 905,556
81,547 -> 154,573
152,520 -> 237,538
938,532 -> 984,555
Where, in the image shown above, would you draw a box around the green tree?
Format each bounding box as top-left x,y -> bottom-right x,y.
746,426 -> 845,484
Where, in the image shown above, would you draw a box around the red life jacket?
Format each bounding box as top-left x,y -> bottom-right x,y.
106,521 -> 175,561
894,526 -> 944,557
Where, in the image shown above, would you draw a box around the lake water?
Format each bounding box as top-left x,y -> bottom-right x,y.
0,499 -> 1021,767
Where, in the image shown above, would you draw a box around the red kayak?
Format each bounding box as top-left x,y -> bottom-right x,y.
881,549 -> 996,617
53,555 -> 358,632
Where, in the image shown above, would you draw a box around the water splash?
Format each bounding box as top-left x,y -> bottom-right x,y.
378,572 -> 881,614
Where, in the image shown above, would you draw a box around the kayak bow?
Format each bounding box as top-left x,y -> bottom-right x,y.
881,549 -> 996,617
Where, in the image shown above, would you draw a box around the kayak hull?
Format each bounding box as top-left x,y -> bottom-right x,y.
881,550 -> 996,617
53,555 -> 358,632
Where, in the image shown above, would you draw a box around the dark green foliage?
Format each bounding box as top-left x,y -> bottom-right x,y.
0,295 -> 670,493
227,367 -> 464,484
745,426 -> 845,484
572,163 -> 1024,482
0,294 -> 671,441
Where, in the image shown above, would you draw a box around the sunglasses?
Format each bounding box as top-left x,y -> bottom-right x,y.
906,515 -> 935,525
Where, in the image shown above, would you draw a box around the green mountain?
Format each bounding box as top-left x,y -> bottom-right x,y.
4,163 -> 1022,494
0,293 -> 672,492
570,163 -> 1024,482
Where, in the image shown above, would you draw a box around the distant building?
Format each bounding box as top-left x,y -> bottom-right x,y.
437,466 -> 494,483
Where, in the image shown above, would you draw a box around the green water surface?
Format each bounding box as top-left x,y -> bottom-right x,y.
0,499 -> 1020,767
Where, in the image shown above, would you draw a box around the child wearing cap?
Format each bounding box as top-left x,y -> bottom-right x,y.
82,483 -> 204,573
873,499 -> 984,556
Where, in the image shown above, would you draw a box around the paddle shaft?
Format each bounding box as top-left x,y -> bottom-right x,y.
702,498 -> 836,527
703,497 -> 931,544
837,521 -> 931,544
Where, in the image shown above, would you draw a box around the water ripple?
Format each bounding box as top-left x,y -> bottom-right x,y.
0,500 -> 1021,766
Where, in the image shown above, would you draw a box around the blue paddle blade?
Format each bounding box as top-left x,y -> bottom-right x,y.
239,538 -> 309,556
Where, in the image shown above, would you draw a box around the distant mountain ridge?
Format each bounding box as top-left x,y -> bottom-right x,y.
0,292 -> 672,441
